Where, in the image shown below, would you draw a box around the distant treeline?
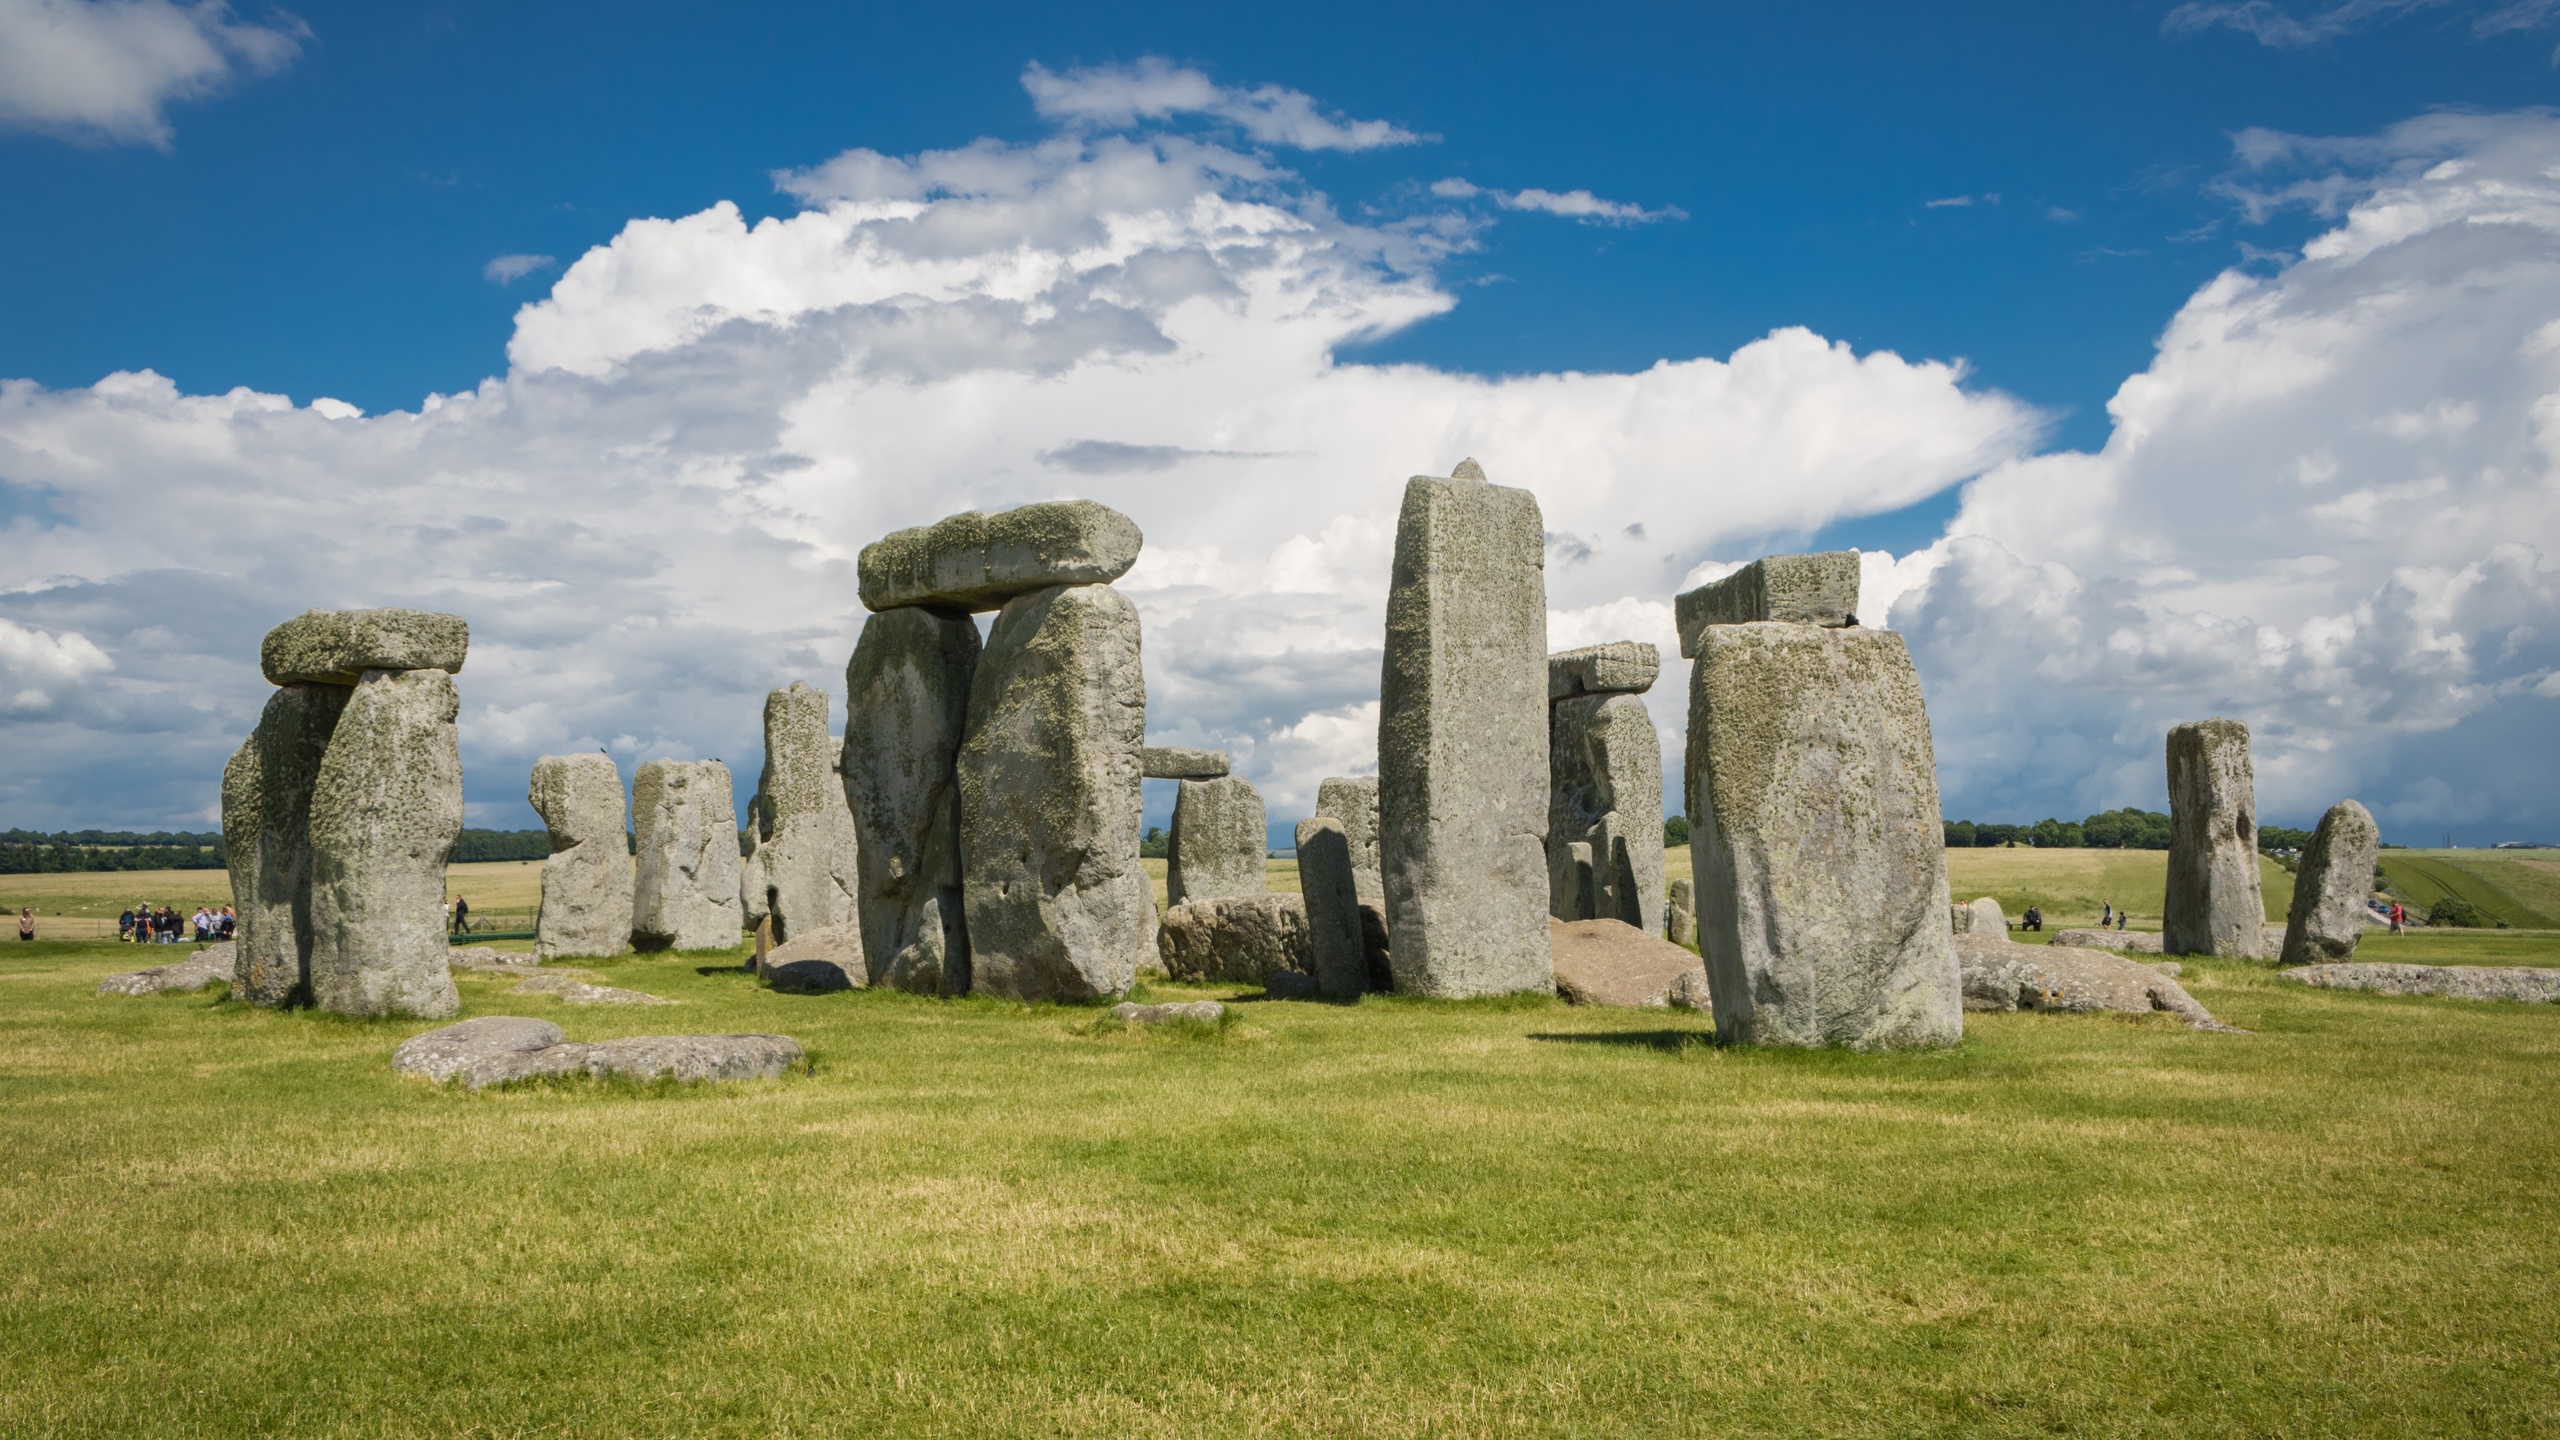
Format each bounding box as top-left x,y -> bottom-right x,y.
1943,809 -> 2314,852
452,829 -> 554,863
0,828 -> 561,873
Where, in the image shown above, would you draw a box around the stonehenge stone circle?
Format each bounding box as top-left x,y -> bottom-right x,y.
307,668 -> 465,1020
1167,775 -> 1267,904
1156,894 -> 1314,985
2280,798 -> 2380,967
2164,719 -> 2269,958
1548,641 -> 1661,701
844,606 -> 980,995
1142,746 -> 1230,779
528,754 -> 634,961
261,608 -> 469,686
631,758 -> 744,952
222,682 -> 351,1007
1377,459 -> 1554,999
1295,816 -> 1370,1000
1548,686 -> 1665,935
958,581 -> 1153,1002
1675,552 -> 1861,658
1682,570 -> 1960,1049
859,499 -> 1143,613
1315,776 -> 1383,904
740,683 -> 859,946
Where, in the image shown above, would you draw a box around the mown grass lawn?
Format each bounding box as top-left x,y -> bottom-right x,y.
4,933 -> 2557,1438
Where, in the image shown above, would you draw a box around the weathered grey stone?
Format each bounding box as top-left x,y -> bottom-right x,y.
1110,1000 -> 1226,1026
859,500 -> 1143,613
1958,941 -> 2242,1031
1550,918 -> 1711,1009
1951,896 -> 2007,936
844,607 -> 980,996
576,1034 -> 802,1082
1156,894 -> 1313,985
1141,746 -> 1229,779
447,946 -> 533,971
1315,776 -> 1383,905
1378,460 -> 1553,998
1167,775 -> 1266,904
2281,963 -> 2560,1003
529,754 -> 633,962
1548,691 -> 1665,935
2281,799 -> 2380,967
1295,817 -> 1369,1000
630,758 -> 743,952
307,669 -> 463,1020
98,943 -> 236,996
755,683 -> 836,834
1675,552 -> 1860,658
1548,641 -> 1660,700
1666,877 -> 1697,949
760,921 -> 866,994
391,1016 -> 565,1084
2165,718 -> 2269,958
393,1018 -> 802,1089
958,583 -> 1152,1002
222,682 -> 349,1007
1687,622 -> 1959,1049
740,688 -> 860,948
2055,928 -> 2164,954
509,973 -> 674,1006
261,608 -> 469,686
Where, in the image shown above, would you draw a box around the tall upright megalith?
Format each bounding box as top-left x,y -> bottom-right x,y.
631,758 -> 743,951
1547,642 -> 1665,935
1167,775 -> 1266,904
1376,459 -> 1553,998
1294,816 -> 1370,1001
844,608 -> 980,995
740,682 -> 859,946
308,668 -> 465,1019
529,753 -> 633,961
2281,799 -> 2379,966
2164,718 -> 2268,958
1683,555 -> 1959,1049
1314,776 -> 1383,905
222,684 -> 351,1007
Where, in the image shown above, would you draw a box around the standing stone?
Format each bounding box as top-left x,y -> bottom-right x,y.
958,583 -> 1152,1002
2280,798 -> 2380,966
1548,690 -> 1666,934
1686,620 -> 1959,1049
1666,876 -> 1698,949
2164,719 -> 2269,958
1315,776 -> 1383,905
528,754 -> 633,961
844,607 -> 980,994
1377,459 -> 1553,999
859,500 -> 1144,613
221,683 -> 351,1007
740,683 -> 858,945
1295,816 -> 1368,1000
631,758 -> 744,952
306,669 -> 464,1019
1167,775 -> 1267,903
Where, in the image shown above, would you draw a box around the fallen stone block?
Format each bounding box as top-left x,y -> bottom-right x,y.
859,500 -> 1143,613
1156,894 -> 1313,985
1959,941 -> 2242,1031
2054,928 -> 2163,954
1675,552 -> 1859,658
1141,746 -> 1230,779
1550,918 -> 1710,1009
1110,1000 -> 1226,1026
98,943 -> 236,996
1951,896 -> 2008,936
1548,641 -> 1660,700
2280,964 -> 2560,1003
393,1018 -> 803,1090
262,608 -> 469,686
761,921 -> 866,994
391,1016 -> 566,1085
509,973 -> 673,1006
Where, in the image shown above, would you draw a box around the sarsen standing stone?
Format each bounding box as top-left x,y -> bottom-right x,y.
2164,718 -> 2268,958
844,607 -> 980,994
222,683 -> 350,1007
1167,775 -> 1266,904
632,758 -> 743,952
307,669 -> 464,1020
529,753 -> 633,962
2280,798 -> 2379,967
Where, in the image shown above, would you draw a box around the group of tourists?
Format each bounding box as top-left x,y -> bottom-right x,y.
120,904 -> 234,944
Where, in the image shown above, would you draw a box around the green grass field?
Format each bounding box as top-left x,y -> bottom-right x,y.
2376,851 -> 2560,930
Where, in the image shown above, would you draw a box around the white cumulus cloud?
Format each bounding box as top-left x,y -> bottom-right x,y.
0,0 -> 307,146
1021,57 -> 1425,151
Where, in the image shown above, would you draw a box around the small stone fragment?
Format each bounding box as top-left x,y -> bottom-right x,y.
391,1016 -> 565,1084
761,921 -> 866,994
261,608 -> 469,686
307,668 -> 464,1020
859,500 -> 1143,613
844,606 -> 979,996
2280,799 -> 2380,967
1315,776 -> 1384,905
630,758 -> 744,952
1550,918 -> 1711,1009
222,682 -> 350,1007
2165,718 -> 2269,958
1548,641 -> 1660,700
1110,1000 -> 1226,1026
1155,894 -> 1313,985
1167,775 -> 1267,904
1141,746 -> 1230,780
1295,816 -> 1370,1001
529,753 -> 634,962
98,943 -> 237,996
1959,943 -> 2243,1031
1675,552 -> 1860,658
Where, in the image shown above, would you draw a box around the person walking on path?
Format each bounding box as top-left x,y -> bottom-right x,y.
2390,901 -> 2405,934
16,907 -> 32,941
450,896 -> 470,936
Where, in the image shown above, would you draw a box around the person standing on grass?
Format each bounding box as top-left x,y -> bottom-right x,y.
2390,901 -> 2404,934
451,896 -> 470,935
119,907 -> 135,942
17,907 -> 32,941
2101,901 -> 2113,928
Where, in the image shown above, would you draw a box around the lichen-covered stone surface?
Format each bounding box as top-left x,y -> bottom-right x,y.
1378,461 -> 1553,999
2281,798 -> 2380,967
858,500 -> 1143,613
1550,918 -> 1710,1009
1140,746 -> 1229,779
261,608 -> 469,686
844,606 -> 980,995
741,684 -> 860,945
2055,928 -> 2165,954
1548,641 -> 1659,700
1675,552 -> 1860,658
529,753 -> 633,961
1168,775 -> 1267,904
1548,692 -> 1665,935
1315,776 -> 1384,906
393,1018 -> 803,1090
2165,718 -> 2268,958
1156,894 -> 1314,985
307,669 -> 464,1020
1951,896 -> 2008,936
631,758 -> 743,952
98,943 -> 236,996
1111,1000 -> 1225,1026
958,583 -> 1152,1002
1686,622 -> 1959,1049
1295,817 -> 1370,1000
1666,876 -> 1697,948
222,682 -> 349,1007
1958,940 -> 2241,1031
2281,964 -> 2560,1003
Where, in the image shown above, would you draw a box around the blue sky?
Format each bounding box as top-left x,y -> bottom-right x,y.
4,0 -> 2559,844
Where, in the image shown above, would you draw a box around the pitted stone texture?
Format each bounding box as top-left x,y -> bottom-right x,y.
392,1017 -> 565,1085
1111,1000 -> 1225,1026
1295,817 -> 1370,1001
1548,692 -> 1665,935
754,683 -> 837,835
1959,942 -> 2241,1031
859,500 -> 1143,613
2165,719 -> 2268,958
222,683 -> 349,1007
1141,746 -> 1230,779
395,1019 -> 803,1089
844,607 -> 980,996
1378,461 -> 1553,999
1951,897 -> 2007,937
1675,553 -> 1860,658
1157,894 -> 1313,985
1550,918 -> 1711,1009
1548,641 -> 1660,700
307,668 -> 463,1020
1686,622 -> 1959,1049
99,944 -> 236,996
2055,929 -> 2164,954
529,754 -> 633,961
2281,799 -> 2380,967
262,608 -> 469,686
1167,776 -> 1267,904
741,686 -> 859,946
958,583 -> 1152,1002
1666,877 -> 1697,949
1315,776 -> 1383,906
631,759 -> 744,952
2282,963 -> 2560,1003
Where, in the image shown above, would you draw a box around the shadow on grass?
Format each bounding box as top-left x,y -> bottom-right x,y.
1528,1029 -> 1719,1054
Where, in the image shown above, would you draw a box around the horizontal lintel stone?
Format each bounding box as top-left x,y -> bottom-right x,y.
1674,552 -> 1860,658
858,500 -> 1142,613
